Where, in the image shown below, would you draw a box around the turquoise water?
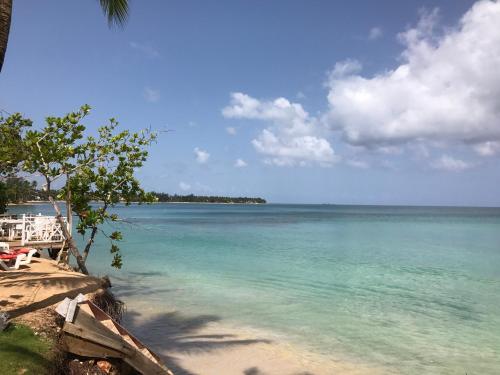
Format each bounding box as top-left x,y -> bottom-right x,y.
14,204 -> 500,373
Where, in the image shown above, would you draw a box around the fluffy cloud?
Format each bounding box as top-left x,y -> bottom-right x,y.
179,182 -> 191,191
143,87 -> 160,103
368,27 -> 383,40
325,1 -> 500,155
194,147 -> 210,164
473,141 -> 500,156
431,155 -> 472,172
222,93 -> 337,166
226,126 -> 237,135
234,158 -> 248,167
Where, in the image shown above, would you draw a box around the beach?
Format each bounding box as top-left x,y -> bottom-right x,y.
123,303 -> 389,375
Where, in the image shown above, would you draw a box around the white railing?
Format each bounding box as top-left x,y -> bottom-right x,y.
0,214 -> 69,245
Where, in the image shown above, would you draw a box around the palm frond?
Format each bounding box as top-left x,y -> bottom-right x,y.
99,0 -> 129,28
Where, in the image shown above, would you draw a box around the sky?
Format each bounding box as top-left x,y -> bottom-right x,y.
1,0 -> 500,205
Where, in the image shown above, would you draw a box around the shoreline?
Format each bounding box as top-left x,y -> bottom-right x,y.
117,292 -> 390,375
122,301 -> 390,375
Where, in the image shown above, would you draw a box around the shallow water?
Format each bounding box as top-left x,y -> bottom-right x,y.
14,203 -> 500,374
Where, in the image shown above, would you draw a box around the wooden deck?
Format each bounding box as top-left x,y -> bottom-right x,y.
3,239 -> 65,250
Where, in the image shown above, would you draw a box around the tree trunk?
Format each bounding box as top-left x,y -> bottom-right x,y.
82,226 -> 98,262
48,196 -> 89,275
0,0 -> 12,73
65,174 -> 72,236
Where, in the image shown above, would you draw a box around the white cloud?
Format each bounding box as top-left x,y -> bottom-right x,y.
327,59 -> 362,81
325,1 -> 500,156
222,92 -> 337,166
130,41 -> 160,58
226,126 -> 237,135
431,155 -> 473,172
347,159 -> 369,169
179,182 -> 191,191
194,147 -> 210,164
473,141 -> 500,156
234,158 -> 248,168
296,91 -> 306,99
368,27 -> 383,40
143,87 -> 160,103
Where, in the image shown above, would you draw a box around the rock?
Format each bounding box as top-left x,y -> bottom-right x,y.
0,311 -> 9,331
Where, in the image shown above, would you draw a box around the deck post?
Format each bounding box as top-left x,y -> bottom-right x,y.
21,214 -> 25,246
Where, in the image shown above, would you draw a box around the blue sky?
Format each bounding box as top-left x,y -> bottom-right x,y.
1,0 -> 500,205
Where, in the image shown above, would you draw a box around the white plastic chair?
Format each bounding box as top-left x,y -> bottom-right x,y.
0,253 -> 27,271
19,249 -> 38,265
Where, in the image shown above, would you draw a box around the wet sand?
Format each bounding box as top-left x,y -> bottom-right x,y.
123,308 -> 390,375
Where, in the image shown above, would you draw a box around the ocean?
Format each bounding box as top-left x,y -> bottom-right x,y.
12,203 -> 500,374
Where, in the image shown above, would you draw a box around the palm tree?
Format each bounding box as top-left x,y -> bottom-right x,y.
0,0 -> 129,73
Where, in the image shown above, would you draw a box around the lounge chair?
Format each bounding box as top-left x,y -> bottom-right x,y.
18,249 -> 38,265
0,253 -> 27,270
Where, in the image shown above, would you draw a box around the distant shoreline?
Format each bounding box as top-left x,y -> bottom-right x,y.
7,200 -> 266,205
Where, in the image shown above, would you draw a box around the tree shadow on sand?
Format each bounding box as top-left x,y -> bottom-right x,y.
243,366 -> 316,375
124,309 -> 272,375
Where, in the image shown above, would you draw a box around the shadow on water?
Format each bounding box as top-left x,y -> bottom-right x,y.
124,309 -> 273,375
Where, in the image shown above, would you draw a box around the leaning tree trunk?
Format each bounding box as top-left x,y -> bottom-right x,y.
0,0 -> 12,73
48,196 -> 89,275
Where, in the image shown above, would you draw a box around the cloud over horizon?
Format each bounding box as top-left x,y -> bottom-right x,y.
223,1 -> 500,171
222,93 -> 337,167
325,1 -> 500,155
431,155 -> 473,172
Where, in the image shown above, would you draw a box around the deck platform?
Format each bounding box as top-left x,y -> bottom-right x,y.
6,239 -> 65,250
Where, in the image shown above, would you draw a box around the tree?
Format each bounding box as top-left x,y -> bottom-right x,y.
0,111 -> 32,214
23,105 -> 156,274
0,0 -> 129,73
0,112 -> 32,176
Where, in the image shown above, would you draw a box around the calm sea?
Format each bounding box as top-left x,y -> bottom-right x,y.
13,203 -> 500,373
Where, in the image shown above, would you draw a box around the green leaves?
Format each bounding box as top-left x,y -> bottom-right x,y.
0,113 -> 32,176
19,104 -> 157,270
99,0 -> 129,28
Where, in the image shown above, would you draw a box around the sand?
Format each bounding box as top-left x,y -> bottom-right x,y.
124,308 -> 390,375
0,257 -> 103,318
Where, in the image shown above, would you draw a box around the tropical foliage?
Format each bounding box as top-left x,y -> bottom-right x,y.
21,105 -> 156,273
1,105 -> 156,274
0,112 -> 32,176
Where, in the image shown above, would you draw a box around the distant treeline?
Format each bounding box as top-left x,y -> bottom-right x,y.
152,192 -> 266,204
0,177 -> 266,211
0,177 -> 50,203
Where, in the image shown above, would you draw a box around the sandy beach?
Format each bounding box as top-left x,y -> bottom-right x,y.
123,307 -> 390,375
0,256 -> 387,374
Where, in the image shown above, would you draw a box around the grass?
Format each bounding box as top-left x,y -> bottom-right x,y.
0,324 -> 54,375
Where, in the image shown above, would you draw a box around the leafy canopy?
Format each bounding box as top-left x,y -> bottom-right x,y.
0,113 -> 32,176
23,105 -> 156,271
